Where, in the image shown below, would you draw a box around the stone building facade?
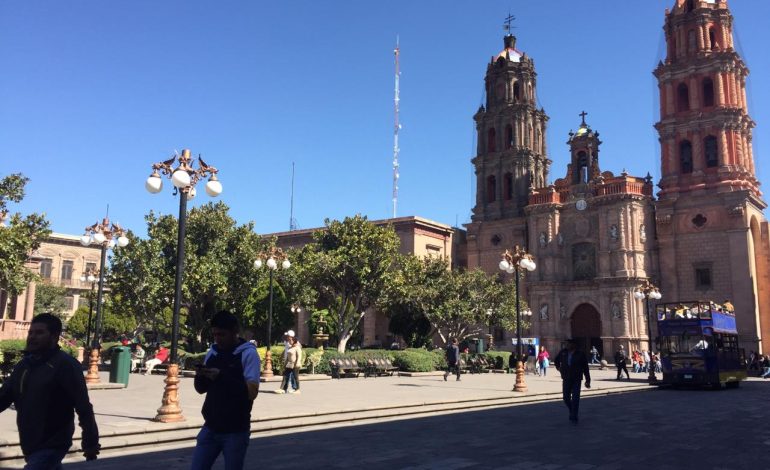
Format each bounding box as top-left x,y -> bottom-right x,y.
466,0 -> 770,355
0,233 -> 103,340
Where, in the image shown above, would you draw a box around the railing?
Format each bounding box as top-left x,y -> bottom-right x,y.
528,179 -> 652,205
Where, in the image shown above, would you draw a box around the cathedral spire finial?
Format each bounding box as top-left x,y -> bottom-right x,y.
579,110 -> 588,127
503,12 -> 517,49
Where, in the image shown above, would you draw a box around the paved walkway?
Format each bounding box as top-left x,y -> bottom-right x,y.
59,377 -> 769,470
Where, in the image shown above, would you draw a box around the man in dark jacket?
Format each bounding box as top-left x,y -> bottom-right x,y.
553,339 -> 591,424
191,311 -> 260,470
615,345 -> 630,380
0,313 -> 100,468
444,338 -> 461,381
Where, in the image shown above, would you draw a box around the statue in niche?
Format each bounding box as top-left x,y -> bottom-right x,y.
539,232 -> 547,248
611,301 -> 622,319
559,304 -> 567,319
640,224 -> 647,243
610,224 -> 619,240
539,304 -> 549,320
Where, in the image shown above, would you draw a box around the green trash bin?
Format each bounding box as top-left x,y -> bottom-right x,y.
476,338 -> 485,354
109,346 -> 131,387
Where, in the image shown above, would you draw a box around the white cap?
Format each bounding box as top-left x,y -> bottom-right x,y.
287,330 -> 296,337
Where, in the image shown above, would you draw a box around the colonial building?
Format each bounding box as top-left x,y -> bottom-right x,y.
0,233 -> 103,339
271,216 -> 460,347
466,0 -> 770,355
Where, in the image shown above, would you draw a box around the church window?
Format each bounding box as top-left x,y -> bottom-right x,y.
572,243 -> 596,281
709,28 -> 718,49
487,127 -> 496,153
695,265 -> 713,290
704,135 -> 719,168
486,175 -> 497,203
505,125 -> 513,149
677,83 -> 690,112
685,0 -> 695,13
680,140 -> 693,174
702,78 -> 715,107
504,172 -> 513,200
513,82 -> 520,102
687,30 -> 697,54
574,151 -> 589,184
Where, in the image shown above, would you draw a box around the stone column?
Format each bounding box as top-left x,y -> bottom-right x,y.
703,24 -> 711,51
24,281 -> 36,322
719,128 -> 729,166
13,292 -> 26,322
697,23 -> 705,51
716,73 -> 725,107
690,77 -> 700,109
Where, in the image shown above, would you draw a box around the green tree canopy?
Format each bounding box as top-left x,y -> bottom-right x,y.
33,282 -> 69,318
0,173 -> 50,296
293,215 -> 400,352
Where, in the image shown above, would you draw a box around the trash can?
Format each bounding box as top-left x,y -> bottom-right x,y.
476,338 -> 485,354
109,346 -> 131,387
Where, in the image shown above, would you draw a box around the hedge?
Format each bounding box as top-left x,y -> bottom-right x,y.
484,351 -> 512,370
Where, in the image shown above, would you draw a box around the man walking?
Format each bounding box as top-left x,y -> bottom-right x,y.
615,345 -> 630,380
444,338 -> 461,381
0,313 -> 100,468
192,311 -> 261,470
554,339 -> 591,424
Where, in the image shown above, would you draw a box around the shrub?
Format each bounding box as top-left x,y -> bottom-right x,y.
485,351 -> 512,370
392,349 -> 437,372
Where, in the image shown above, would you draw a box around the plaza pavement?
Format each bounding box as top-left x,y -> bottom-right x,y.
0,367 -> 653,468
58,377 -> 769,470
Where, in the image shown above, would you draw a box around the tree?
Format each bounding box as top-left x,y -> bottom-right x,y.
0,174 -> 50,296
109,202 -> 267,352
65,301 -> 136,344
33,282 -> 68,318
296,215 -> 401,352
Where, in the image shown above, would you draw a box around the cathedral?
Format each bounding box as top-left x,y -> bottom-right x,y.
465,0 -> 770,356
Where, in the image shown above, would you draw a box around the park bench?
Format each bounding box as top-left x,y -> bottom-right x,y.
329,358 -> 363,378
469,356 -> 493,374
364,357 -> 399,377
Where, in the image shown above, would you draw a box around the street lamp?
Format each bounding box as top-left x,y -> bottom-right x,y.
146,148 -> 222,423
499,245 -> 536,393
634,280 -> 662,384
80,218 -> 129,385
79,267 -> 99,352
254,247 -> 291,378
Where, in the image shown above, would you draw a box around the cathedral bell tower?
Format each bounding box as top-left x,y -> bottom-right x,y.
654,0 -> 770,352
566,114 -> 602,187
471,33 -> 549,221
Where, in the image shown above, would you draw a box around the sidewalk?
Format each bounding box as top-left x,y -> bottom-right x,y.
0,368 -> 650,465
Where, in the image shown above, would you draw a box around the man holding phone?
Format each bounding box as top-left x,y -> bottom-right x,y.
553,338 -> 591,424
191,311 -> 260,470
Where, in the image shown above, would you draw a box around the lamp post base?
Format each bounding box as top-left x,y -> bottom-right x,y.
85,347 -> 101,384
647,370 -> 658,385
263,349 -> 274,378
513,360 -> 528,393
154,364 -> 185,423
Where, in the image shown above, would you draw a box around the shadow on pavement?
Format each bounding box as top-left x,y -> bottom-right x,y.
62,381 -> 768,470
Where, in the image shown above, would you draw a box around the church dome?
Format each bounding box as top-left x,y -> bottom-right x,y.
496,35 -> 523,63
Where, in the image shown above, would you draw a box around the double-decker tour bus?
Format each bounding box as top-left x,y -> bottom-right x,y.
656,301 -> 746,389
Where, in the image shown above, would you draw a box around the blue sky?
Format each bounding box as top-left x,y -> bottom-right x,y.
1,1 -> 768,236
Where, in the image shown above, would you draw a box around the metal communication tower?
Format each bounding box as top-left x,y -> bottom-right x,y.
392,36 -> 401,219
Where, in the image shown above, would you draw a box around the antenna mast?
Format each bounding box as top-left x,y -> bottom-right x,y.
289,162 -> 297,231
392,36 -> 401,219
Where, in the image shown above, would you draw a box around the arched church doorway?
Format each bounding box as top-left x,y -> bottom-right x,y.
571,303 -> 603,358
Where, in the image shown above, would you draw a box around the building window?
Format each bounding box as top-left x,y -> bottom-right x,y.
709,28 -> 718,50
487,127 -> 496,153
486,175 -> 497,203
704,135 -> 719,168
86,262 -> 96,273
680,140 -> 693,174
695,266 -> 712,290
505,125 -> 513,149
64,296 -> 74,311
504,173 -> 513,200
513,82 -> 520,102
61,260 -> 74,281
677,83 -> 690,112
702,78 -> 715,107
40,258 -> 53,279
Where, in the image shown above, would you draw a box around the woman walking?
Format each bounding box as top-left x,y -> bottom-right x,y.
537,346 -> 550,377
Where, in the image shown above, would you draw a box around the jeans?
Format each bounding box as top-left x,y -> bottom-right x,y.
762,367 -> 770,378
280,369 -> 299,391
24,447 -> 68,470
539,365 -> 547,376
444,363 -> 461,380
562,380 -> 582,420
190,426 -> 250,470
590,353 -> 599,364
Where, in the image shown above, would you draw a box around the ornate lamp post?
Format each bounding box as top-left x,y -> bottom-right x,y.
80,219 -> 129,384
499,245 -> 536,393
254,247 -> 291,378
146,149 -> 222,423
634,280 -> 662,384
78,267 -> 99,350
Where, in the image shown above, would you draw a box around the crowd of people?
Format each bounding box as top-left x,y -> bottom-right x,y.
748,351 -> 770,378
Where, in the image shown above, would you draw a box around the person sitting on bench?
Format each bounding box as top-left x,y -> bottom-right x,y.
144,345 -> 169,375
131,343 -> 146,372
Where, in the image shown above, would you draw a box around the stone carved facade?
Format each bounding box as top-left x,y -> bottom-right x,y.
466,1 -> 770,356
